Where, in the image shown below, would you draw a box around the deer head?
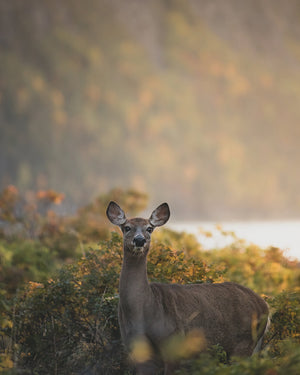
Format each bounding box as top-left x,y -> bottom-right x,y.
106,201 -> 170,255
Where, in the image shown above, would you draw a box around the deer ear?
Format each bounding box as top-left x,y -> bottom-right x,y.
149,203 -> 170,227
106,201 -> 127,226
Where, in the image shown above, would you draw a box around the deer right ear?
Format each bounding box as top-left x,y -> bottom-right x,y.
106,201 -> 127,226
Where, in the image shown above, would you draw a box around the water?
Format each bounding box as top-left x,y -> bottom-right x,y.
168,221 -> 300,261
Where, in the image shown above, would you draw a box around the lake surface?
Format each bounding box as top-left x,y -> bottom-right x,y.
168,221 -> 300,261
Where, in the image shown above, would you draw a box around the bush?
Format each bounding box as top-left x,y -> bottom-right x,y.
10,232 -> 220,374
0,187 -> 299,374
177,340 -> 300,375
12,234 -> 124,375
0,240 -> 59,295
2,231 -> 298,374
266,291 -> 300,356
202,242 -> 299,295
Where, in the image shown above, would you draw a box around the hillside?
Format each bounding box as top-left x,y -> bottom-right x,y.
1,0 -> 300,219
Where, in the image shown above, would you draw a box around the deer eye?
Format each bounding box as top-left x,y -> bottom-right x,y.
124,226 -> 131,233
146,226 -> 153,233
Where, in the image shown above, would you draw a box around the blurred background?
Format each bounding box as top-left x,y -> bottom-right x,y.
1,0 -> 300,220
1,4 -> 300,372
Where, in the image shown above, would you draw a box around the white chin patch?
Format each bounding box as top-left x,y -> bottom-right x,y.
133,246 -> 145,254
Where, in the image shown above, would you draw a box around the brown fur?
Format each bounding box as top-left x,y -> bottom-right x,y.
107,202 -> 269,375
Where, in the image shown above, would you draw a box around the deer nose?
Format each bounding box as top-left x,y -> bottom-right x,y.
133,235 -> 146,247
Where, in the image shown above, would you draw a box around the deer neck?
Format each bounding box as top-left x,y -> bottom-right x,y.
119,249 -> 151,310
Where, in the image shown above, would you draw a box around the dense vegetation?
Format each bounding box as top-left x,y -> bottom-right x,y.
1,0 -> 300,219
0,187 -> 299,374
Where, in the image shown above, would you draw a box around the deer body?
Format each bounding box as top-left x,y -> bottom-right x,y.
107,202 -> 269,375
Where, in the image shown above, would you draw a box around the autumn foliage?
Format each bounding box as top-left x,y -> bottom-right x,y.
0,187 -> 299,374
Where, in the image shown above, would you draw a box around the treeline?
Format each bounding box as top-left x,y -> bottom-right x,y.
0,186 -> 299,373
1,0 -> 300,219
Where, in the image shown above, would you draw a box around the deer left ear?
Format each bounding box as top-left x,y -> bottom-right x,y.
149,203 -> 170,227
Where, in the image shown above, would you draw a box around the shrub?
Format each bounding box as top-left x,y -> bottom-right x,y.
176,340 -> 300,375
12,234 -> 124,375
266,291 -> 300,356
8,231 -> 224,374
203,243 -> 299,295
0,240 -> 58,295
0,186 -> 299,374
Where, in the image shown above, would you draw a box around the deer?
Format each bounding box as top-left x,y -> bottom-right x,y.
106,201 -> 269,375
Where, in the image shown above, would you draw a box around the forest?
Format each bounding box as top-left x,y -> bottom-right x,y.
0,186 -> 299,373
1,0 -> 300,219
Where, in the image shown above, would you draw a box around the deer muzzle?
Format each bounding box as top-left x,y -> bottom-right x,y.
133,235 -> 146,248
